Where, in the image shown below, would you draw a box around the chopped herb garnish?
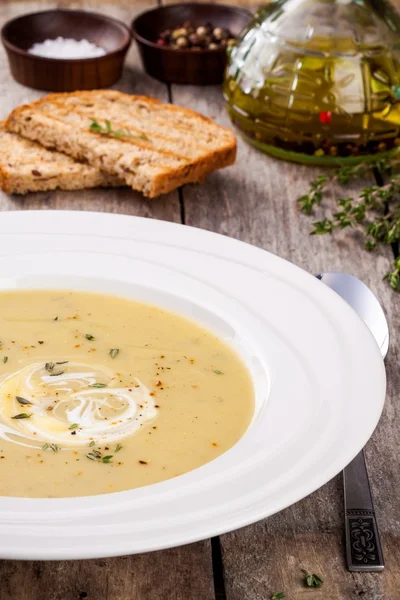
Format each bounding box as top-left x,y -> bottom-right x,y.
101,455 -> 113,463
49,370 -> 64,377
3,356 -> 8,364
89,440 -> 95,447
11,413 -> 31,419
85,334 -> 95,341
302,570 -> 324,588
89,383 -> 107,388
68,423 -> 78,430
16,396 -> 31,406
109,348 -> 119,359
271,594 -> 285,600
114,444 -> 122,453
45,362 -> 55,371
213,369 -> 224,375
89,118 -> 150,142
42,443 -> 49,451
56,361 -> 69,365
86,452 -> 97,461
50,444 -> 58,453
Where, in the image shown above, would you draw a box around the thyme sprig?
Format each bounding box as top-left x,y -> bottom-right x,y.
298,156 -> 400,290
89,119 -> 150,142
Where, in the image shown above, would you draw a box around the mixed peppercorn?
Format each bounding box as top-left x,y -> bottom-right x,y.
157,21 -> 237,50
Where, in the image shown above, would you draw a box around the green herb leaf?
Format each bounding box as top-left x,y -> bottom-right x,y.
271,593 -> 285,600
3,356 -> 8,364
41,443 -> 49,451
56,361 -> 69,365
50,444 -> 59,453
101,455 -> 113,463
45,362 -> 55,371
86,452 -> 98,461
114,444 -> 122,453
89,119 -> 151,143
68,423 -> 78,430
89,440 -> 95,447
109,348 -> 120,359
11,413 -> 31,419
49,370 -> 64,377
89,383 -> 107,388
16,396 -> 32,406
302,570 -> 324,588
213,369 -> 224,375
85,334 -> 95,341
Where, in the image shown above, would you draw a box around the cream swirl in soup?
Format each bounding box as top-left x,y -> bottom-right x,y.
0,362 -> 157,448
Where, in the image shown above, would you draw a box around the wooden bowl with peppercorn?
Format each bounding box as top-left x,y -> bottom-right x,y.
132,3 -> 251,85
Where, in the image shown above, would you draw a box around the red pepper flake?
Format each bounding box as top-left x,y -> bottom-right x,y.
155,380 -> 162,387
319,111 -> 332,125
74,344 -> 81,348
155,405 -> 160,408
211,442 -> 218,447
149,392 -> 156,397
189,359 -> 195,364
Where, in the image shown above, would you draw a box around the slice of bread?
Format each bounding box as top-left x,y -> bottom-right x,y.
0,122 -> 120,195
6,90 -> 237,198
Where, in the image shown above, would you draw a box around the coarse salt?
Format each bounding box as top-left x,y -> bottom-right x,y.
28,37 -> 106,59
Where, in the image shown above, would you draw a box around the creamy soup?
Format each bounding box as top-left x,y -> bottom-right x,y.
0,291 -> 254,497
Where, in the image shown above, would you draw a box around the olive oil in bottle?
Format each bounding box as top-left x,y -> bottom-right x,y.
224,0 -> 400,164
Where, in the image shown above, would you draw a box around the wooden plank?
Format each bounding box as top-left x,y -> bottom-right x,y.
0,2 -> 215,599
172,83 -> 400,599
0,543 -> 215,600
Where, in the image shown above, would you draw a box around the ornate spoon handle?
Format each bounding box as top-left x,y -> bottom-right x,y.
344,450 -> 384,572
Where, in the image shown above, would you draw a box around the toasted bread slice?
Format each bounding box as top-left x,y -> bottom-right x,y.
0,122 -> 120,195
6,90 -> 237,198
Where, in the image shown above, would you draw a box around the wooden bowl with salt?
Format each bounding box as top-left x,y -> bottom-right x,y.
1,9 -> 131,92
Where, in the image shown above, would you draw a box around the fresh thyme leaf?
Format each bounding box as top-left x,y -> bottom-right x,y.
114,444 -> 122,453
41,443 -> 49,451
101,455 -> 113,463
49,370 -> 64,377
213,369 -> 223,374
85,334 -> 95,341
50,444 -> 59,453
271,593 -> 285,600
11,413 -> 31,419
89,383 -> 107,388
89,119 -> 151,142
298,155 -> 400,291
56,361 -> 69,365
45,362 -> 55,371
16,396 -> 31,406
109,348 -> 119,359
89,440 -> 95,447
86,452 -> 97,460
3,356 -> 7,363
301,569 -> 324,588
68,423 -> 78,430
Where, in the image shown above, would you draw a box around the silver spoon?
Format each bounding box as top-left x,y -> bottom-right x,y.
317,272 -> 387,572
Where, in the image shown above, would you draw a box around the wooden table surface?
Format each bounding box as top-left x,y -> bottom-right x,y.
0,1 -> 399,599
